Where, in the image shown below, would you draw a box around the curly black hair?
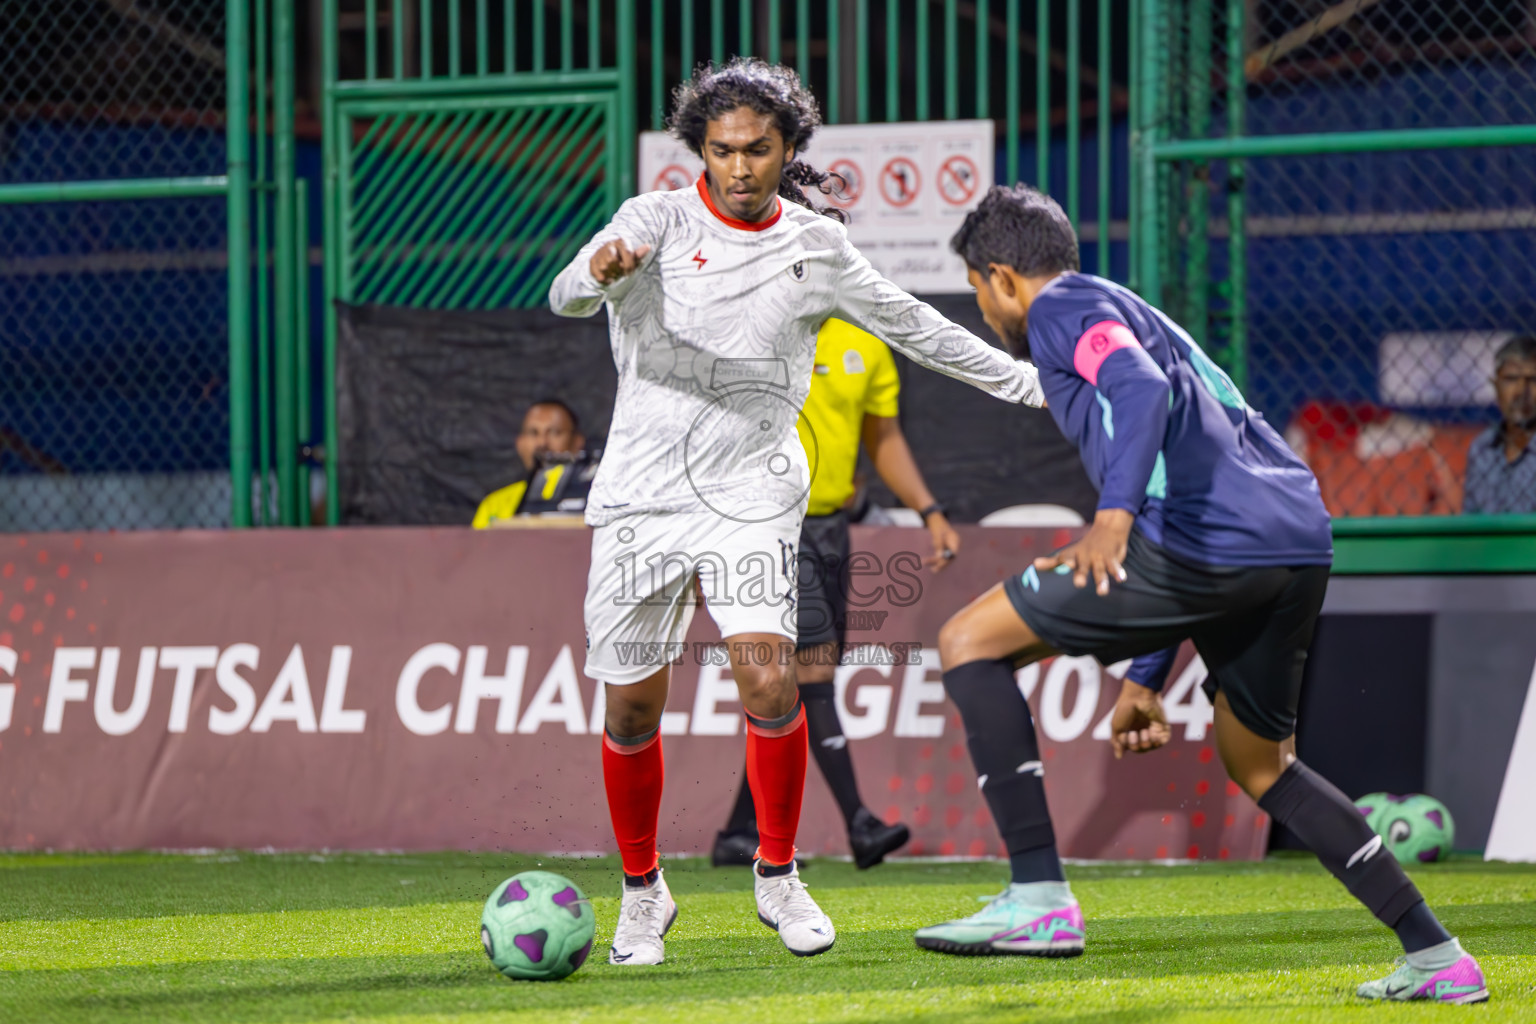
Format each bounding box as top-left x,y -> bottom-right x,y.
950,184 -> 1080,277
780,161 -> 850,222
668,57 -> 846,221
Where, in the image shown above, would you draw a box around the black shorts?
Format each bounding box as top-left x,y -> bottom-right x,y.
795,511 -> 850,651
1003,529 -> 1330,741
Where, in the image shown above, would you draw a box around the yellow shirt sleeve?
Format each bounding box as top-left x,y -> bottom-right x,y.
472,480 -> 528,528
862,337 -> 901,419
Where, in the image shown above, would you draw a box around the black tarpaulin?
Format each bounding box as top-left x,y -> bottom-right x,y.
337,298 -> 1097,526
337,302 -> 617,525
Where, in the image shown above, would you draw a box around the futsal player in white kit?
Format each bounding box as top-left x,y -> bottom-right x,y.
549,58 -> 1044,965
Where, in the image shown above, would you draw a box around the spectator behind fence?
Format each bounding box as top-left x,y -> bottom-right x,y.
1463,335 -> 1536,515
472,399 -> 595,526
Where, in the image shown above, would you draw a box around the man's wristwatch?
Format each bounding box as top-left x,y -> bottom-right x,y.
919,502 -> 947,522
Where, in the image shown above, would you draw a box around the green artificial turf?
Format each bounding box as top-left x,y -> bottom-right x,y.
1,852 -> 1532,1023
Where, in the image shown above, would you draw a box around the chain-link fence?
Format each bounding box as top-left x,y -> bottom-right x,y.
0,1 -> 233,530
1153,0 -> 1536,518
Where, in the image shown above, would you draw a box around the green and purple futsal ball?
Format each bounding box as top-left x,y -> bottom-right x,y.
1354,792 -> 1456,864
480,870 -> 596,980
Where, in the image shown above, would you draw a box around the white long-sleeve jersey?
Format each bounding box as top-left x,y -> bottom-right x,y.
549,178 -> 1043,527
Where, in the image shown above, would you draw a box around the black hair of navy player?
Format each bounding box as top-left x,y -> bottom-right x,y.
950,184 -> 1082,279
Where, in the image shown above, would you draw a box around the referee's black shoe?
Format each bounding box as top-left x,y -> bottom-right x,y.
849,808 -> 910,870
712,829 -> 811,870
711,828 -> 759,867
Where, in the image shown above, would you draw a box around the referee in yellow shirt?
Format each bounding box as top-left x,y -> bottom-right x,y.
714,319 -> 962,869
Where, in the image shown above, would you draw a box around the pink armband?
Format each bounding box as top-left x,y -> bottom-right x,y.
1073,320 -> 1140,386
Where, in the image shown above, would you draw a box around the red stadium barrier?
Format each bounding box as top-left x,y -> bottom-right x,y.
0,526 -> 1267,860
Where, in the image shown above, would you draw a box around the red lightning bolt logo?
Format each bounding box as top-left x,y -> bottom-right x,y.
691,249 -> 708,270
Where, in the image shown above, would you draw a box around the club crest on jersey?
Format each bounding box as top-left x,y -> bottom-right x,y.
790,259 -> 807,281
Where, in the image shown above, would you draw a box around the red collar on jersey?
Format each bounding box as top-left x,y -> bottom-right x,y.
695,175 -> 782,231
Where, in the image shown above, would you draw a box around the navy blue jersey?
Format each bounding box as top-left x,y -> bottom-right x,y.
1027,273 -> 1332,567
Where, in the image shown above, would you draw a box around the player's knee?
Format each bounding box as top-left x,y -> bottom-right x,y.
1218,745 -> 1287,802
1214,699 -> 1293,801
733,660 -> 797,718
604,688 -> 664,738
938,612 -> 982,668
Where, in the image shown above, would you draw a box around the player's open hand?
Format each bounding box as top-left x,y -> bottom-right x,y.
589,239 -> 652,284
924,513 -> 961,573
1033,508 -> 1134,596
1109,677 -> 1171,759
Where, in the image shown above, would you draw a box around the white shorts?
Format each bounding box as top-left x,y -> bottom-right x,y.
583,510 -> 801,685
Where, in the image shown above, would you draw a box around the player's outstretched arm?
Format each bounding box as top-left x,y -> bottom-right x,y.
547,196 -> 663,318
831,241 -> 1044,406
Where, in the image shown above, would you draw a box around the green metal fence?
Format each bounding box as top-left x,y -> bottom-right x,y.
0,1 -> 256,530
320,0 -> 638,523
1135,0 -> 1536,554
18,0 -> 1534,571
248,0 -> 308,527
0,0 -> 310,531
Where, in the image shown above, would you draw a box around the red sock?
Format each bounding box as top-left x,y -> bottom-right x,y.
745,701 -> 807,866
602,728 -> 663,877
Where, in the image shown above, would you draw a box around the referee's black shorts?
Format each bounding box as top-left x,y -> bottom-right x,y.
1002,529 -> 1330,742
795,510 -> 851,652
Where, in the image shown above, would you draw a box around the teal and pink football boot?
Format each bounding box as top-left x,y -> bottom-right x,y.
1357,949 -> 1490,1005
914,882 -> 1084,957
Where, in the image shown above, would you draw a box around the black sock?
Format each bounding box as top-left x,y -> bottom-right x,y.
723,762 -> 758,834
942,658 -> 1064,884
1394,900 -> 1455,953
623,867 -> 659,888
1009,847 -> 1065,883
800,681 -> 864,828
1257,760 -> 1447,951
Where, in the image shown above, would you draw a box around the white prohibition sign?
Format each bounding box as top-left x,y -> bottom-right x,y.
652,164 -> 693,192
879,157 -> 921,208
825,159 -> 864,208
937,154 -> 979,205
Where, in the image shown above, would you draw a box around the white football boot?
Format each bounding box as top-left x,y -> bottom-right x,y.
608,870 -> 678,965
754,859 -> 835,957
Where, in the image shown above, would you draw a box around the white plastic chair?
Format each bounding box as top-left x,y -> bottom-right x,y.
865,505 -> 925,527
977,504 -> 1087,528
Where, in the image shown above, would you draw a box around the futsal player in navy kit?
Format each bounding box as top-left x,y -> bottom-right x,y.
913,185 -> 1488,1006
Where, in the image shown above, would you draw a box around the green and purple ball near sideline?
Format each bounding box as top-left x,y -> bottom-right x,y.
480,871 -> 596,980
1354,792 -> 1455,864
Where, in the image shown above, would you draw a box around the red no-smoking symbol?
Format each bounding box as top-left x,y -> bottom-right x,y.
652,164 -> 693,192
825,159 -> 863,208
937,154 -> 979,205
879,157 -> 921,208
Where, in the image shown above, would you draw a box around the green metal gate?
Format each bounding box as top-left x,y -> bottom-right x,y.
320,0 -> 636,523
